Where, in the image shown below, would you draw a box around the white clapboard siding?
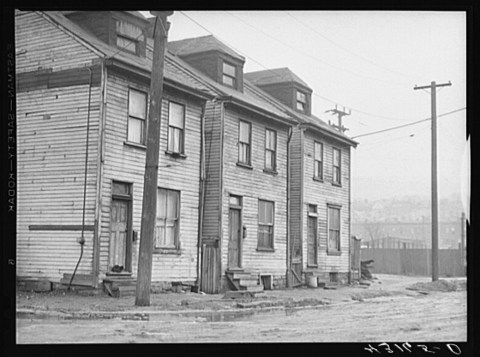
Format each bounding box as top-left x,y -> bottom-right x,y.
301,131 -> 351,274
17,83 -> 100,281
220,107 -> 289,277
15,10 -> 99,73
99,73 -> 202,281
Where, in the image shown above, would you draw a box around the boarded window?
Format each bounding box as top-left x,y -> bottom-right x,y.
258,200 -> 274,249
333,148 -> 341,184
265,129 -> 276,171
238,121 -> 251,165
328,206 -> 340,252
127,89 -> 147,144
314,141 -> 323,179
296,90 -> 307,112
222,61 -> 236,88
168,102 -> 185,154
155,188 -> 180,249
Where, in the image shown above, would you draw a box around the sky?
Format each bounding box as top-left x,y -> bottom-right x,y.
142,11 -> 468,209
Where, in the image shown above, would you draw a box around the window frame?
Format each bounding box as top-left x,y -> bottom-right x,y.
314,141 -> 323,181
332,147 -> 341,185
327,205 -> 341,254
222,61 -> 237,88
167,101 -> 186,155
257,199 -> 275,251
115,19 -> 144,55
264,128 -> 277,172
238,120 -> 252,166
154,188 -> 181,251
296,90 -> 307,112
126,88 -> 148,146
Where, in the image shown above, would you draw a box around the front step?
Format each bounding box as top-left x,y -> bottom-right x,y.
103,274 -> 136,297
225,269 -> 264,293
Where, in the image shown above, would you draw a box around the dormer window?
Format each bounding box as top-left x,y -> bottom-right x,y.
222,61 -> 237,88
116,20 -> 144,55
296,90 -> 307,112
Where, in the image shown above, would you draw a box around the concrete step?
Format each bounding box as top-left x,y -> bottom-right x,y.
244,285 -> 264,292
231,272 -> 258,280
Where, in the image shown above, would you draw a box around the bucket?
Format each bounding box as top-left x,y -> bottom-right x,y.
306,275 -> 318,288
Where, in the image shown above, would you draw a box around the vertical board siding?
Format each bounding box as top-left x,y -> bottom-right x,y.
15,11 -> 99,74
201,101 -> 223,240
221,108 -> 289,276
302,131 -> 351,275
100,73 -> 202,281
17,84 -> 100,281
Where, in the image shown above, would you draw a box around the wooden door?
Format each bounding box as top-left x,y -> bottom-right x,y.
109,199 -> 129,271
307,216 -> 318,266
228,208 -> 241,269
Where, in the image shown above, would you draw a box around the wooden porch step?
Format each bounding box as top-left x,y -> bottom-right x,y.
239,279 -> 261,287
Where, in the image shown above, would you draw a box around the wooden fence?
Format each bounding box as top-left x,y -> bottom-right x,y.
360,248 -> 465,277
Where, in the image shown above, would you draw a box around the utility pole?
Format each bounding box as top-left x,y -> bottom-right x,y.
135,11 -> 173,306
460,212 -> 465,274
326,105 -> 350,133
414,81 -> 451,281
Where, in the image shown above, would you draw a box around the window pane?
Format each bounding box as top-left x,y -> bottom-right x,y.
117,36 -> 137,53
329,208 -> 340,229
266,130 -> 275,150
229,196 -> 241,206
223,62 -> 236,77
265,202 -> 273,224
265,151 -> 274,170
258,201 -> 266,223
222,75 -> 234,87
127,117 -> 144,143
239,122 -> 250,143
116,21 -> 143,40
157,189 -> 166,218
296,102 -> 306,112
333,148 -> 340,166
297,91 -> 306,102
129,90 -> 146,119
168,127 -> 182,153
169,102 -> 184,129
315,142 -> 322,161
166,191 -> 178,219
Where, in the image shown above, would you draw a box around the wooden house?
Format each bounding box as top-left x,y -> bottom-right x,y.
246,68 -> 358,286
15,10 -> 217,289
168,36 -> 298,293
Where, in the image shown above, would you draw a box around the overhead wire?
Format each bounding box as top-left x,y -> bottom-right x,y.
178,10 -> 411,123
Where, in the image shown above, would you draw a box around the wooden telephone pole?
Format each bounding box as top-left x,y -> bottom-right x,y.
414,81 -> 451,282
326,105 -> 350,133
135,11 -> 173,306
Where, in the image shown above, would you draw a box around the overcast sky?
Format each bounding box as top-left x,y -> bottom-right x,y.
143,11 -> 467,207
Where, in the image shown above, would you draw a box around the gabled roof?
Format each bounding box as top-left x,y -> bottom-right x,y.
245,67 -> 312,91
168,35 -> 245,63
41,11 -> 216,99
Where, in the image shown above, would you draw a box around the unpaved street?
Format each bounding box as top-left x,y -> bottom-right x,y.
17,290 -> 466,343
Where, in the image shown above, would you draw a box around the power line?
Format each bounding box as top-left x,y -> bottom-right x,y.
224,11 -> 408,87
178,11 -> 411,123
284,11 -> 428,83
351,107 -> 466,139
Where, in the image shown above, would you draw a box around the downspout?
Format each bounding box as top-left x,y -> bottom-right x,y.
196,101 -> 207,291
348,146 -> 352,284
69,66 -> 93,290
218,101 -> 225,291
286,126 -> 293,288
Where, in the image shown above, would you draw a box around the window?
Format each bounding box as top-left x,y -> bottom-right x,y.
265,129 -> 277,171
116,21 -> 143,54
258,200 -> 274,250
222,61 -> 236,88
167,102 -> 185,154
155,188 -> 180,249
296,90 -> 307,112
127,89 -> 147,145
314,142 -> 323,180
333,148 -> 341,185
238,121 -> 251,165
328,206 -> 341,252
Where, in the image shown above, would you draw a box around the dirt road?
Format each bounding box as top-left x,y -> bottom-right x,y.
16,290 -> 466,343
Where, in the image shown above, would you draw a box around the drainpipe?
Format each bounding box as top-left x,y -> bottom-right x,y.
68,66 -> 93,290
196,101 -> 207,292
286,126 -> 294,288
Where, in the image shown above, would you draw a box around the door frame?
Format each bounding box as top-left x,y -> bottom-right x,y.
110,181 -> 133,272
228,195 -> 243,269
